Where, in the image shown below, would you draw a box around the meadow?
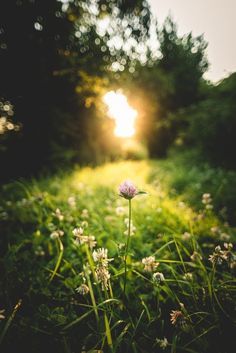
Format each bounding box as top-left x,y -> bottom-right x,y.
1,157 -> 236,353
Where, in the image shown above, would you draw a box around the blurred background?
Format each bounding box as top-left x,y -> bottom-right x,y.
0,0 -> 236,181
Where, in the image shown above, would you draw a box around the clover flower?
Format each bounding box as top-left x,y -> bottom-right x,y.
93,248 -> 112,290
142,256 -> 159,272
0,309 -> 5,320
73,227 -> 96,249
209,245 -> 224,265
95,266 -> 111,291
153,272 -> 165,283
182,232 -> 191,241
222,243 -> 236,268
52,208 -> 64,221
92,248 -> 113,266
72,227 -> 84,237
50,229 -> 64,239
81,209 -> 89,218
190,251 -> 202,262
124,218 -> 136,236
202,193 -> 213,210
170,310 -> 188,329
119,180 -> 138,200
68,196 -> 76,208
115,206 -> 125,216
156,337 -> 168,350
76,284 -> 90,295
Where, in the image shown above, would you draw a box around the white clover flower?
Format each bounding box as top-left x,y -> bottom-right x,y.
153,272 -> 165,283
220,232 -> 230,241
95,266 -> 111,290
76,284 -> 90,295
50,229 -> 64,239
182,232 -> 191,241
92,248 -> 112,265
124,218 -> 136,236
183,272 -> 193,281
35,246 -> 45,256
156,337 -> 168,350
52,208 -> 64,221
115,206 -> 125,216
0,309 -> 5,320
142,256 -> 159,272
81,209 -> 89,218
72,227 -> 84,237
68,196 -> 76,208
190,251 -> 202,262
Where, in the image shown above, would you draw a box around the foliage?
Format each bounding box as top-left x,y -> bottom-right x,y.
0,160 -> 236,353
185,73 -> 236,169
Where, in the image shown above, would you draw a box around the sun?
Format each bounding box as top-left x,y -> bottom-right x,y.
103,91 -> 137,138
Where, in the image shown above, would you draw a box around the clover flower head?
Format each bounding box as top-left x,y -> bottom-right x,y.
72,227 -> 84,237
170,310 -> 188,329
92,248 -> 112,265
153,272 -> 165,283
76,284 -> 90,295
119,180 -> 138,200
190,251 -> 202,262
50,229 -> 64,239
156,337 -> 168,350
142,256 -> 159,272
0,309 -> 5,320
52,208 -> 64,221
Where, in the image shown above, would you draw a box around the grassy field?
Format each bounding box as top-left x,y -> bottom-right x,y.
0,158 -> 236,353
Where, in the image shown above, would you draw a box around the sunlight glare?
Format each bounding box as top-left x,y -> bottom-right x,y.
103,91 -> 137,138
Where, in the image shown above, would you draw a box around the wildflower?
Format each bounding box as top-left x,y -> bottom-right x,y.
73,228 -> 96,249
202,193 -> 212,204
95,266 -> 111,290
93,248 -> 112,290
211,226 -> 220,234
222,243 -> 236,268
115,206 -> 125,216
92,248 -> 112,265
35,246 -> 45,256
50,229 -> 64,239
0,309 -> 5,320
170,310 -> 188,328
81,209 -> 89,218
156,337 -> 168,350
202,193 -> 213,210
220,232 -> 230,241
190,251 -> 202,262
183,272 -> 193,281
72,227 -> 84,237
119,180 -> 138,200
76,284 -> 90,295
153,272 -> 165,283
81,221 -> 88,228
52,208 -> 64,221
209,245 -> 224,265
124,218 -> 136,236
68,196 -> 76,208
182,232 -> 191,241
142,256 -> 159,272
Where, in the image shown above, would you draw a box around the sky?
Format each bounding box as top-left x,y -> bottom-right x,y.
149,0 -> 236,82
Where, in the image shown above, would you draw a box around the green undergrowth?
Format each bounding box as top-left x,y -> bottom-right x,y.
0,160 -> 236,353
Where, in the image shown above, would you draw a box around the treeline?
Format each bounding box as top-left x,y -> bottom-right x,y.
0,0 -> 235,181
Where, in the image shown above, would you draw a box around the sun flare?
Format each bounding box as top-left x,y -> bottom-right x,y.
103,91 -> 137,138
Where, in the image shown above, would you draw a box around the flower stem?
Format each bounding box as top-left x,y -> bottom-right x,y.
123,199 -> 132,297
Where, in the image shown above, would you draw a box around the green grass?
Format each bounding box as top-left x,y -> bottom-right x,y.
0,159 -> 236,353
